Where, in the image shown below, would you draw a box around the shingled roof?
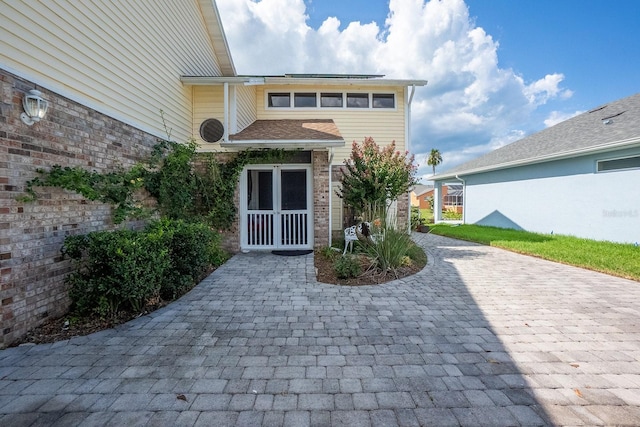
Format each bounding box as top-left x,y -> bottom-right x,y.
230,119 -> 342,141
433,92 -> 640,180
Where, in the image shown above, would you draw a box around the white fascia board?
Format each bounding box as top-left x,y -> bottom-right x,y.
181,76 -> 258,85
433,137 -> 640,181
220,140 -> 345,150
264,77 -> 428,87
181,76 -> 427,87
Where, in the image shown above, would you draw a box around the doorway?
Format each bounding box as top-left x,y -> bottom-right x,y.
241,165 -> 313,250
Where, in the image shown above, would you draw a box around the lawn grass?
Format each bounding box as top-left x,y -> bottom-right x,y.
429,224 -> 640,281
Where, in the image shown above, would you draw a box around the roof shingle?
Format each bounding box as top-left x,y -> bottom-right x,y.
229,119 -> 343,141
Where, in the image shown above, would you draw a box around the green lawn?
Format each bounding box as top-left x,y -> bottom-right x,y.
429,224 -> 640,281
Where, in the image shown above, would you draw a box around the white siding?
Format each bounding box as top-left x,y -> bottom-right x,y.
0,0 -> 225,141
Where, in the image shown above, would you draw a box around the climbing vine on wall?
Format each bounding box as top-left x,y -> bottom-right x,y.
20,139 -> 292,229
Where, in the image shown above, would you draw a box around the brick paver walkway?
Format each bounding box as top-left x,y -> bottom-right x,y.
1,233 -> 639,426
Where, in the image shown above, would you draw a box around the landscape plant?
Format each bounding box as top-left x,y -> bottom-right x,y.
62,218 -> 228,318
337,137 -> 421,275
338,137 -> 418,223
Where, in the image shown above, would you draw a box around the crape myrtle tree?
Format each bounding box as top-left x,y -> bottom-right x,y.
338,137 -> 418,227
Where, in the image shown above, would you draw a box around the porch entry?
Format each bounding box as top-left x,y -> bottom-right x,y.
240,165 -> 313,250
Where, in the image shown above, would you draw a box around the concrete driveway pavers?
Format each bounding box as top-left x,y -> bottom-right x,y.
1,233 -> 639,426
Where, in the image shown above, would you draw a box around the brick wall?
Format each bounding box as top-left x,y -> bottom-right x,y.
0,69 -> 158,348
312,151 -> 330,248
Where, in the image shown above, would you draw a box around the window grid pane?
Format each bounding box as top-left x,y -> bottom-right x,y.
320,93 -> 343,107
347,93 -> 369,108
373,93 -> 395,108
269,93 -> 290,108
294,93 -> 317,108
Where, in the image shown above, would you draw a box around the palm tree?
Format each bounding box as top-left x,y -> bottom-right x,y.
426,148 -> 442,175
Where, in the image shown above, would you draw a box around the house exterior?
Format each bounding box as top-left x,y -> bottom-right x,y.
432,92 -> 640,244
0,1 -> 425,346
413,184 -> 462,213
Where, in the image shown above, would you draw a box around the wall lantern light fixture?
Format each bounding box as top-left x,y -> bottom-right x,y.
20,89 -> 49,126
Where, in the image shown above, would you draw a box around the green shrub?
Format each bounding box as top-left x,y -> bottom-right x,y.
145,218 -> 228,299
62,219 -> 228,318
365,226 -> 414,272
334,255 -> 362,279
63,230 -> 170,317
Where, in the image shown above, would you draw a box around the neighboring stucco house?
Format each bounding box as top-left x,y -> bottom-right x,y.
0,1 -> 425,346
432,92 -> 640,244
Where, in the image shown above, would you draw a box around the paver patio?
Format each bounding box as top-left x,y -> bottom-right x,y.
1,233 -> 639,426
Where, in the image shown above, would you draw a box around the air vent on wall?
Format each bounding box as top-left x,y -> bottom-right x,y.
199,118 -> 224,143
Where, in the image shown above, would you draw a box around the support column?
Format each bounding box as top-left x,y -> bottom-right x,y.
434,181 -> 443,222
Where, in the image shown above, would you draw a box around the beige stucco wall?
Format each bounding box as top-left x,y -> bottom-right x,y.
0,0 -> 225,142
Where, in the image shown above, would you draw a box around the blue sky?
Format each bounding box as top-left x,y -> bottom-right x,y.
217,0 -> 640,181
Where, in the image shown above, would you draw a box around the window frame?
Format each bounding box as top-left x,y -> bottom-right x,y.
596,154 -> 640,173
265,91 -> 397,110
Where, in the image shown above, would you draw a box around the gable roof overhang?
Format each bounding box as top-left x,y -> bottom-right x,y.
221,119 -> 345,150
432,136 -> 640,181
433,92 -> 640,182
197,0 -> 236,76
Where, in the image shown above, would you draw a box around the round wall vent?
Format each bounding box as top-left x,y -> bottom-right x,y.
199,118 -> 224,143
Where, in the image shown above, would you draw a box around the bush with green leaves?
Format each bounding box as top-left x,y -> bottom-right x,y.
338,137 -> 417,222
145,218 -> 228,299
334,255 -> 362,279
62,219 -> 228,318
63,229 -> 170,317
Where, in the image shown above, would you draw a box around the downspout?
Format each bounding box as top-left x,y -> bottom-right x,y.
223,82 -> 229,142
406,85 -> 417,232
455,174 -> 466,224
328,148 -> 335,247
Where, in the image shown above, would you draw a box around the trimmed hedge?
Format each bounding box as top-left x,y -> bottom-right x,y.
62,219 -> 227,317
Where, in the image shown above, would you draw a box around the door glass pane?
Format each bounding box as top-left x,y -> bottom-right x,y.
281,170 -> 307,210
247,169 -> 273,210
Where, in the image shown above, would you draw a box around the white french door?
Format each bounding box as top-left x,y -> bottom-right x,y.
240,165 -> 313,250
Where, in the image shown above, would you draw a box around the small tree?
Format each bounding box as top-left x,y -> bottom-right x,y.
338,137 -> 418,224
427,148 -> 442,175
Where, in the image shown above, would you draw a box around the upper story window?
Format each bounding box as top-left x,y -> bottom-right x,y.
294,93 -> 317,107
346,93 -> 369,108
268,93 -> 290,107
597,155 -> 640,172
373,93 -> 395,108
320,93 -> 343,108
266,91 -> 396,110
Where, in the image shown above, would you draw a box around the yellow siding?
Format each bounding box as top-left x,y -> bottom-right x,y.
0,0 -> 224,142
193,85 -> 225,145
236,85 -> 258,132
255,85 -> 406,164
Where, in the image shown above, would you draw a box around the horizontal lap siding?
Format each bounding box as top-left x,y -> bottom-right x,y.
193,85 -> 225,143
0,0 -> 223,142
256,85 -> 406,164
236,85 -> 258,132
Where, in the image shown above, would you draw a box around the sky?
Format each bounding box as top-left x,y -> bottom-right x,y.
215,0 -> 640,182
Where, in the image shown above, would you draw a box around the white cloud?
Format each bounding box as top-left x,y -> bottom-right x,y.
544,109 -> 584,128
216,0 -> 574,179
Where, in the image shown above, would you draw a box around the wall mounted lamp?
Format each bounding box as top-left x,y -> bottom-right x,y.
20,89 -> 49,125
